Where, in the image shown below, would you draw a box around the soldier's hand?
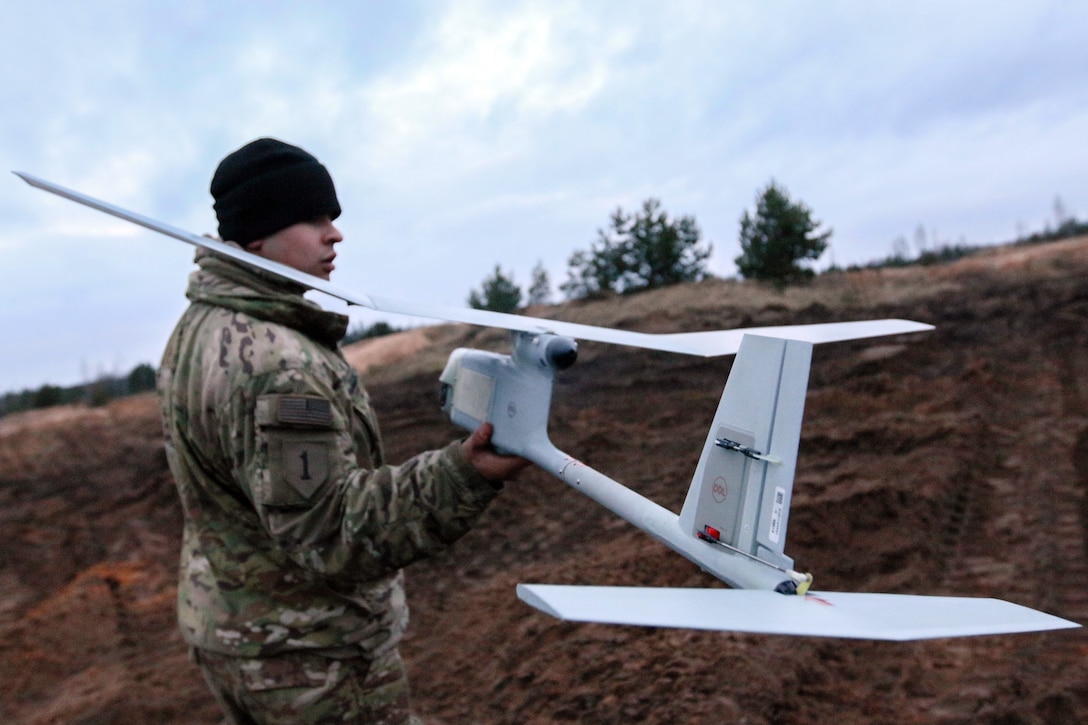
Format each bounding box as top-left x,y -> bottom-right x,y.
462,423 -> 533,482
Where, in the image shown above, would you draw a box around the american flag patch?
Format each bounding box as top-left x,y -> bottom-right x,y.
275,396 -> 334,427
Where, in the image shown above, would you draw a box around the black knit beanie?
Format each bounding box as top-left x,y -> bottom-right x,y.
210,138 -> 341,245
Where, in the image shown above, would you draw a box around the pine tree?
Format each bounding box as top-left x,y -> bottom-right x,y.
561,199 -> 711,299
468,265 -> 522,313
526,261 -> 552,306
735,181 -> 831,289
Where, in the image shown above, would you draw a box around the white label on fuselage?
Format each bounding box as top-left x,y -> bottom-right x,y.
454,368 -> 495,424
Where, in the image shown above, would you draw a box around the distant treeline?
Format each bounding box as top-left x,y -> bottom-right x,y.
0,362 -> 159,419
1,322 -> 404,420
847,213 -> 1088,272
1012,216 -> 1088,247
342,320 -> 404,346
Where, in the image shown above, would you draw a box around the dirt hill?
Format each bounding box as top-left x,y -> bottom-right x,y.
2,238 -> 1087,724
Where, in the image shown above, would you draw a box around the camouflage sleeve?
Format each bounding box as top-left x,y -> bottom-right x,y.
227,367 -> 502,582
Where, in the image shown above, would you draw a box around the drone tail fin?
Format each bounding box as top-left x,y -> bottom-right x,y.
678,335 -> 813,578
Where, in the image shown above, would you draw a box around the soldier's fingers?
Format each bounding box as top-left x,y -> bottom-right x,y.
466,423 -> 494,451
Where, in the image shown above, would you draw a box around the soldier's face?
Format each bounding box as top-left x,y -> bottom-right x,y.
248,216 -> 343,280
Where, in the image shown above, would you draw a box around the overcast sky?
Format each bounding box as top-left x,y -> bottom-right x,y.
2,0 -> 1086,392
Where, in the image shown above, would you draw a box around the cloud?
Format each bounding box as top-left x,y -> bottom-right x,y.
352,2 -> 629,183
2,0 -> 1088,392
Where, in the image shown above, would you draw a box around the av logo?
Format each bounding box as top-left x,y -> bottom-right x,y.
711,477 -> 728,503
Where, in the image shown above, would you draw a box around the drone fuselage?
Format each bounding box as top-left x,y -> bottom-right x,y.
439,331 -> 806,592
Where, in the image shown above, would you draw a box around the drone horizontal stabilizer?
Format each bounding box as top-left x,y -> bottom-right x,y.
656,319 -> 932,357
516,584 -> 1080,641
16,171 -> 933,358
371,297 -> 933,357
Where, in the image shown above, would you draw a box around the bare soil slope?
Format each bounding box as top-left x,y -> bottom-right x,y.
2,238 -> 1087,724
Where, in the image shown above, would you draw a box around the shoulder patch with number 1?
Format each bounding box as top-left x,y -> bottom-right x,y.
281,440 -> 330,498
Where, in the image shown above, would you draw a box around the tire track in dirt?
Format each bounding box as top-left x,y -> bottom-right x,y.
1030,293 -> 1088,624
920,287 -> 1088,722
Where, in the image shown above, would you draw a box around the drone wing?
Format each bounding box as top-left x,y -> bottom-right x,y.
517,584 -> 1080,640
367,293 -> 930,356
15,171 -> 931,357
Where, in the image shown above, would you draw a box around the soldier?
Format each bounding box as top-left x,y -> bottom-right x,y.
158,138 -> 530,724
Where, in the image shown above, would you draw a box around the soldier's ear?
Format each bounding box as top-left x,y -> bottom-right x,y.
246,239 -> 265,252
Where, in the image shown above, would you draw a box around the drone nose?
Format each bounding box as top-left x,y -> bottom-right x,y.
545,336 -> 579,370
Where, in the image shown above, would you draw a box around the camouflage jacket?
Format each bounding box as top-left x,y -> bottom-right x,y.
158,246 -> 501,659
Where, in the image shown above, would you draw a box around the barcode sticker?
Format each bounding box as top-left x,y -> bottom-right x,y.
768,486 -> 786,543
